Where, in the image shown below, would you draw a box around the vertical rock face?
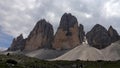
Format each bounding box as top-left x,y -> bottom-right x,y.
86,24 -> 111,49
108,26 -> 120,42
24,19 -> 54,51
8,34 -> 25,51
53,13 -> 80,50
79,24 -> 85,43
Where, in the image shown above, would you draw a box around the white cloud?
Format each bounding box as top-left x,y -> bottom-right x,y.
103,0 -> 120,18
0,0 -> 120,39
0,0 -> 36,37
0,47 -> 7,51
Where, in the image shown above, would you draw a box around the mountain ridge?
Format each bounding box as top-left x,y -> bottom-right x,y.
7,13 -> 120,61
8,13 -> 120,51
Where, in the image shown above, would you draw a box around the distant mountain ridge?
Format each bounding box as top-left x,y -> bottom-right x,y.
8,13 -> 120,51
7,13 -> 120,61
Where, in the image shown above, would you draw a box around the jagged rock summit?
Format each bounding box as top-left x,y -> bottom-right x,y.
8,13 -> 120,53
86,24 -> 111,49
8,13 -> 86,51
7,13 -> 120,61
53,13 -> 81,50
108,26 -> 120,43
79,24 -> 85,43
24,19 -> 54,51
58,13 -> 78,30
86,24 -> 120,49
8,34 -> 25,51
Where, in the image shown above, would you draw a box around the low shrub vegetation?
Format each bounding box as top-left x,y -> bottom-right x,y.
0,54 -> 120,68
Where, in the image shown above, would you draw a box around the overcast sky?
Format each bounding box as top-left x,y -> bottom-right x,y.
0,0 -> 120,49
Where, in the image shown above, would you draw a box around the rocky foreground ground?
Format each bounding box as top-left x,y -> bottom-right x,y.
0,53 -> 120,68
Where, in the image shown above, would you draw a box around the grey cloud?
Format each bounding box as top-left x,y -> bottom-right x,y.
0,0 -> 120,38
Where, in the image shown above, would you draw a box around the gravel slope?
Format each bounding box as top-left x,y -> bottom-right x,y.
25,49 -> 68,60
54,41 -> 120,61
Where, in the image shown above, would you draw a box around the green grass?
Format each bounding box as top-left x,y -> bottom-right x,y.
0,54 -> 120,68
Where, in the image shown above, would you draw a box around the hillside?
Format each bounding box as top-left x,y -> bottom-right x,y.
25,49 -> 68,60
54,41 -> 120,61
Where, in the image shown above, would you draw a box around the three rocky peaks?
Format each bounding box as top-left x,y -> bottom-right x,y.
8,13 -> 120,51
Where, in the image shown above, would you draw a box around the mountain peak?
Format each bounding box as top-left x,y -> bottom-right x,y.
108,26 -> 120,42
37,19 -> 48,25
79,24 -> 85,43
86,24 -> 111,49
24,19 -> 54,51
109,25 -> 113,29
15,34 -> 23,41
59,13 -> 78,30
8,34 -> 25,51
53,13 -> 80,50
92,24 -> 106,30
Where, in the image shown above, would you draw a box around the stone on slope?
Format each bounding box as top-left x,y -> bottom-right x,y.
24,19 -> 54,51
108,26 -> 120,43
8,34 -> 25,51
53,13 -> 80,50
86,24 -> 111,49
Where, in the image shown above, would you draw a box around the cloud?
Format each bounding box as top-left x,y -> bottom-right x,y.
0,0 -> 120,39
0,47 -> 7,51
103,0 -> 120,18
